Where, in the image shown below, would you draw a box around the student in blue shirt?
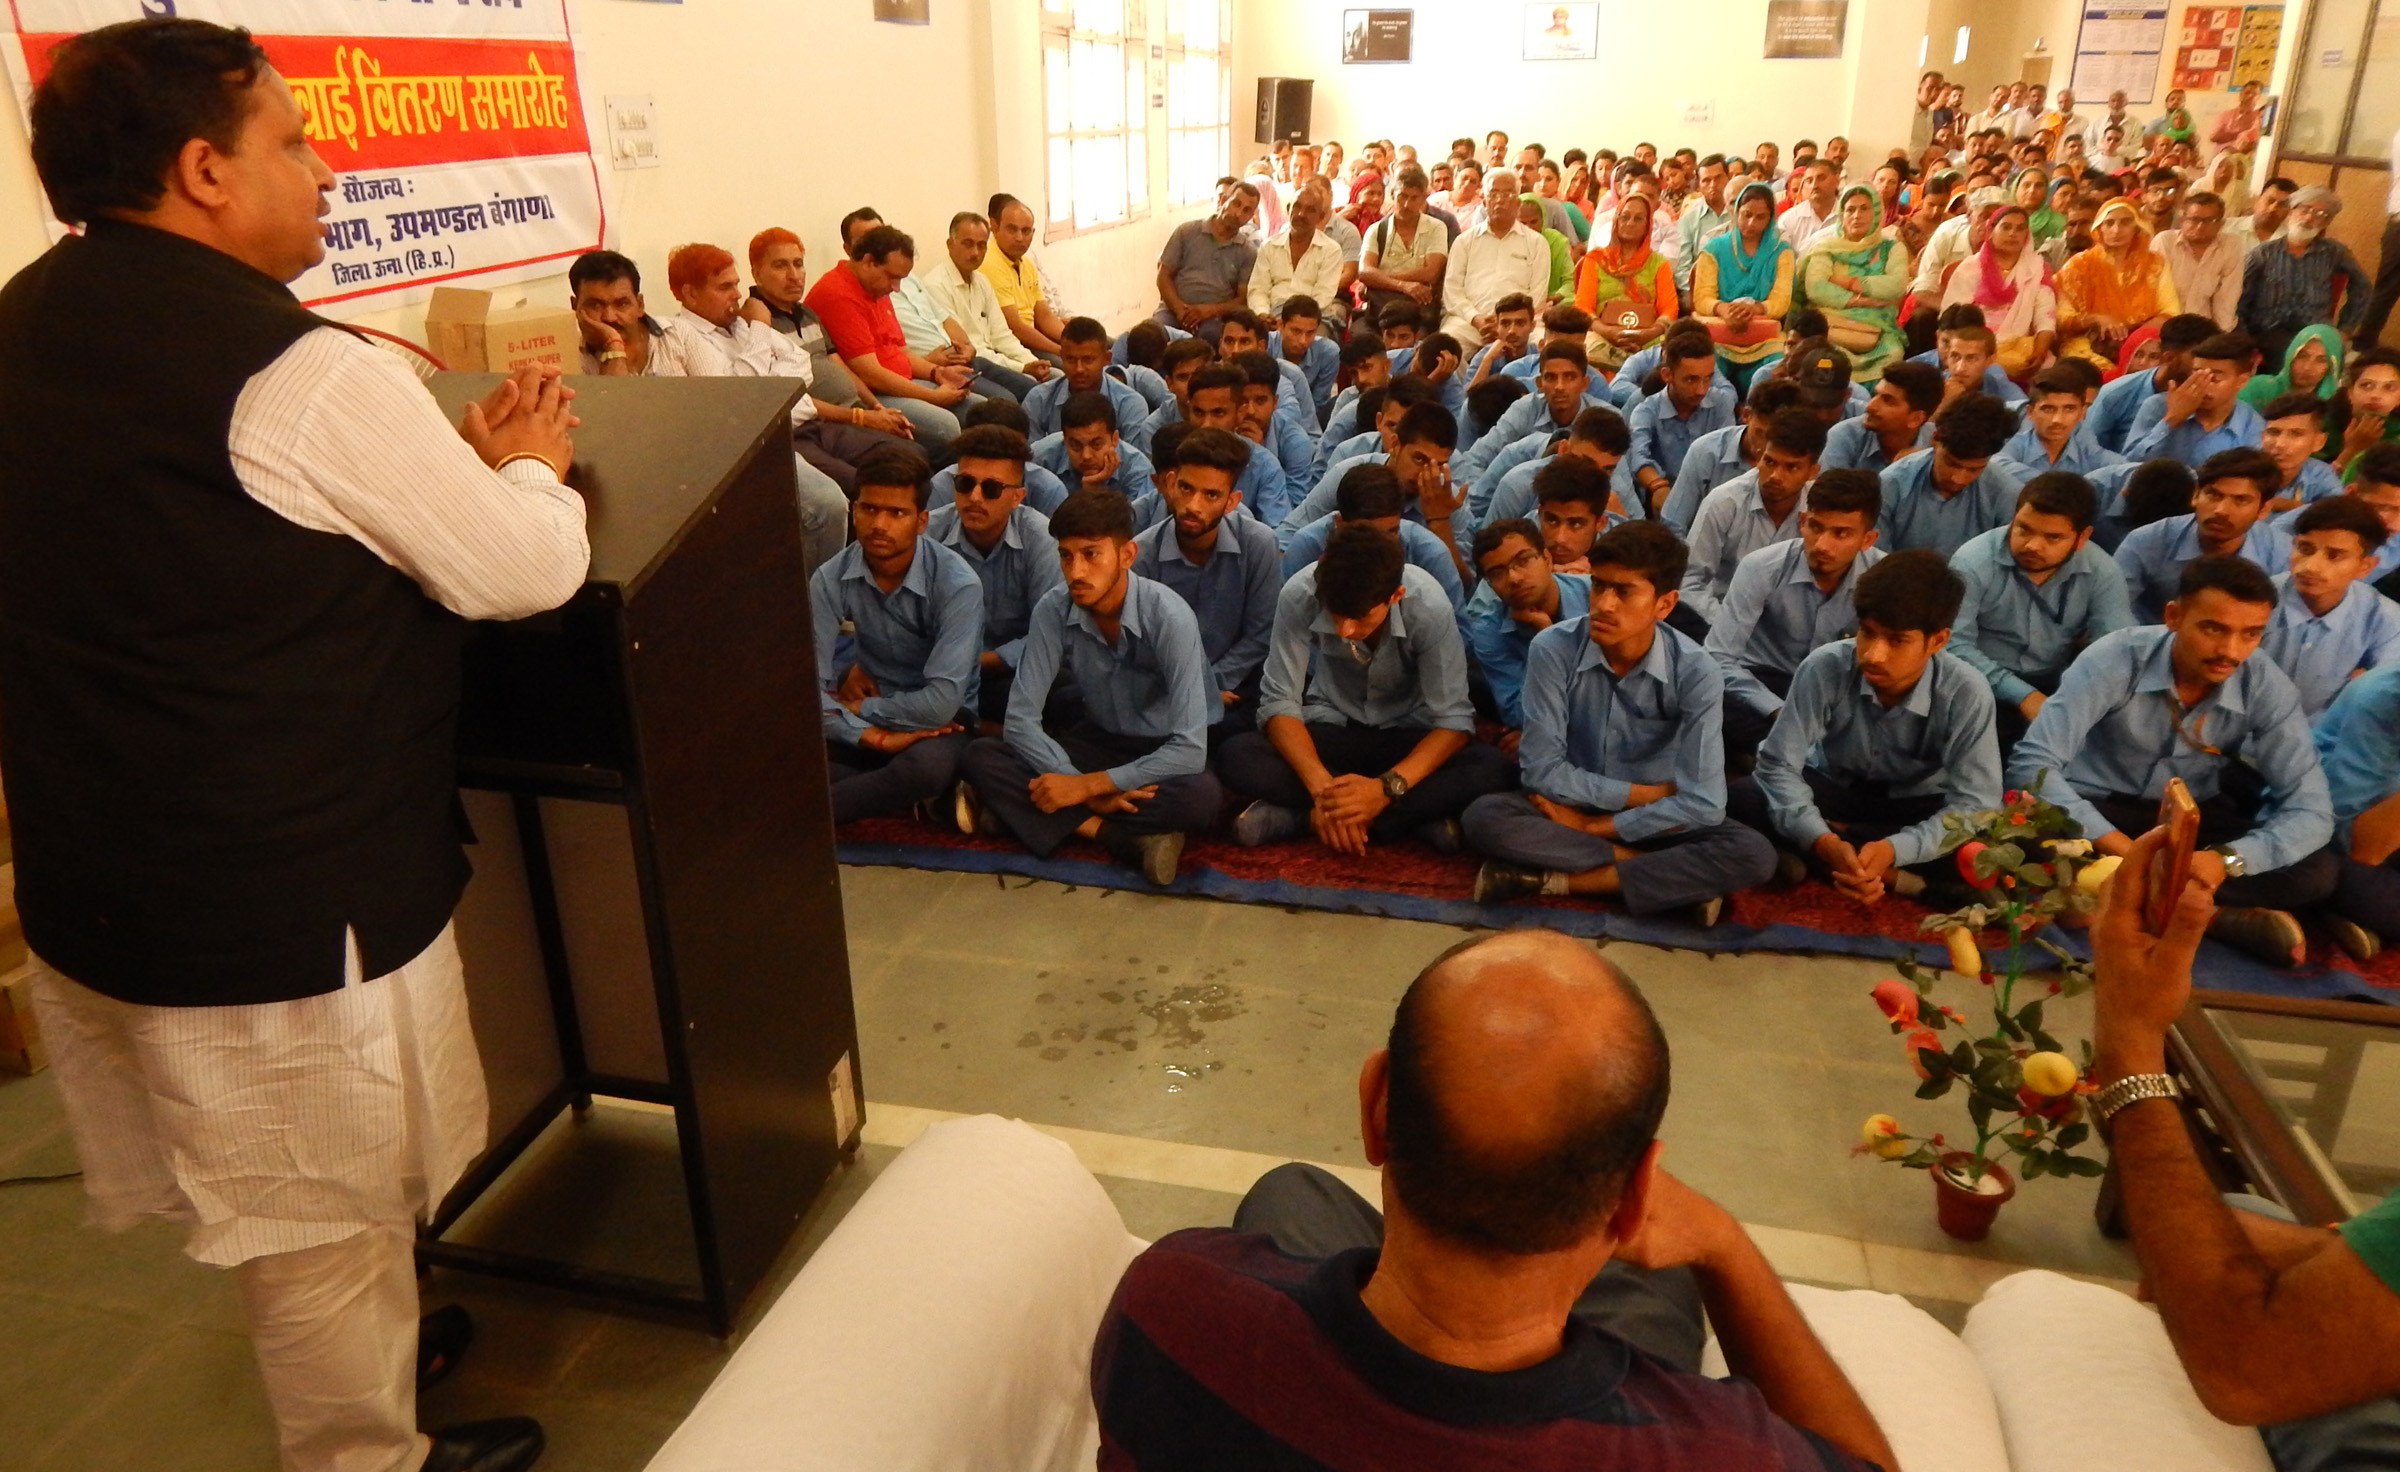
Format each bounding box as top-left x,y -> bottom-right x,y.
1022,316 -> 1151,440
2254,391 -> 2345,513
1528,456 -> 1615,575
1469,409 -> 1631,554
1282,460 -> 1466,609
1730,551 -> 2002,906
1465,521 -> 1776,921
927,424 -> 1066,726
1917,321 -> 2028,410
1133,426 -> 1283,737
2013,554 -> 2337,966
1219,524 -> 1513,852
1455,293 -> 1538,454
1707,468 -> 1886,758
812,447 -> 982,825
1231,350 -> 1319,519
1313,333 -> 1393,464
1268,293 -> 1339,423
1127,337 -> 1217,455
1179,363 -> 1290,516
1680,408 -> 1827,633
1216,310 -> 1316,429
1454,341 -> 1613,486
1626,331 -> 1740,513
957,491 -> 1221,886
1458,516 -> 1592,743
1281,401 -> 1464,558
1659,378 -> 1806,533
2122,333 -> 2266,465
1949,471 -> 2136,753
1034,390 -> 1156,503
2115,447 -> 2288,621
934,398 -> 1070,512
1997,368 -> 2126,478
2315,664 -> 2400,955
1878,392 -> 2026,558
1105,321 -> 1175,410
1819,361 -> 1941,475
2261,495 -> 2400,719
1460,375 -> 1530,461
2084,312 -> 2217,452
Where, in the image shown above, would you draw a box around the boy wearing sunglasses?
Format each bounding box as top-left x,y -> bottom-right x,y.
925,424 -> 1064,729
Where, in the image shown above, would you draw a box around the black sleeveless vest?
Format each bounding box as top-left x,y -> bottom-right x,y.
0,220 -> 471,1006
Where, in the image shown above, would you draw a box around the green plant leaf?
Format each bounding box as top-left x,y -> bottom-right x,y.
1915,1076 -> 1953,1100
2056,1121 -> 2089,1149
1950,1040 -> 1976,1074
1969,1093 -> 1993,1133
2020,1150 -> 2047,1179
2063,1155 -> 2107,1178
1974,1037 -> 2013,1059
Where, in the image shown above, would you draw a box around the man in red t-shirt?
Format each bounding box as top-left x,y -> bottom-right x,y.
805,223 -> 977,456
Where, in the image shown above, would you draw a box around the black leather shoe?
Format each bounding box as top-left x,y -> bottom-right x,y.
422,1417 -> 544,1472
416,1305 -> 476,1393
1473,859 -> 1546,905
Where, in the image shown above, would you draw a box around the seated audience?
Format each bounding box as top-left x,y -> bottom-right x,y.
1283,460 -> 1467,608
958,490 -> 1219,886
2236,185 -> 2369,369
1156,182 -> 1261,344
1474,424 -> 1626,568
933,400 -> 1068,512
1094,930 -> 1896,1470
2153,190 -> 2243,329
1216,308 -> 1317,425
1997,367 -> 2126,477
1877,392 -> 2026,558
1626,332 -> 1740,514
2261,496 -> 2400,719
2053,198 -> 2180,372
1248,185 -> 1345,336
1458,339 -> 1612,485
1231,350 -> 1320,523
1129,336 -> 1221,454
2115,447 -> 2287,621
1441,169 -> 1552,352
1035,389 -> 1155,503
1132,427 -> 1282,736
569,249 -> 662,376
1693,182 -> 1796,391
1926,320 -> 2028,411
1680,408 -> 1828,632
1733,551 -> 2001,904
1270,294 -> 1340,422
1356,163 -> 1450,320
1319,332 -> 1394,452
982,193 -> 1069,362
805,224 -> 978,456
2014,554 -> 2336,966
2252,391 -> 2342,513
1461,376 -> 1533,462
2317,665 -> 2400,957
1282,400 -> 1464,552
1220,524 -> 1513,852
1465,522 -> 1776,921
812,448 -> 980,826
1458,513 -> 1593,744
1819,359 -> 1941,474
1022,316 -> 1149,439
1707,469 -> 1887,755
737,232 -> 922,493
1463,292 -> 1542,389
2329,346 -> 2400,479
1951,472 -> 2135,751
1175,362 -> 1292,513
1660,378 -> 1806,532
926,424 -> 1064,726
651,242 -> 851,573
1939,203 -> 2055,381
2122,331 -> 2263,462
2087,312 -> 2216,451
920,210 -> 1052,402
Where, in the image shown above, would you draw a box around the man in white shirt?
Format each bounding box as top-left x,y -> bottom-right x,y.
1441,169 -> 1552,353
1249,182 -> 1346,325
923,210 -> 1051,402
2232,176 -> 2297,256
2100,90 -> 2142,144
1778,159 -> 1843,249
2155,191 -> 2245,329
2012,83 -> 2049,138
654,242 -> 852,575
1969,84 -> 2014,137
2044,89 -> 2091,150
1674,154 -> 1735,296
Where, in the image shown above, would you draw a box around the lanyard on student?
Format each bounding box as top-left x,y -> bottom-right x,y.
2170,694 -> 2223,757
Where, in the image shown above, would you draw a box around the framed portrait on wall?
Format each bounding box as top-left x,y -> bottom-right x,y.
1523,3 -> 1598,61
1343,9 -> 1413,64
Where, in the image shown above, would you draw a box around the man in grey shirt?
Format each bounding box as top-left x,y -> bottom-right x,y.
1157,182 -> 1262,345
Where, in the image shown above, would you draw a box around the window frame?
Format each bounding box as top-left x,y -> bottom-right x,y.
2285,0 -> 2396,166
1163,0 -> 1232,209
1040,0 -> 1151,242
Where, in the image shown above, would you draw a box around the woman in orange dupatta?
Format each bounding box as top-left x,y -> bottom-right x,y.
2054,198 -> 2179,375
1575,192 -> 1677,378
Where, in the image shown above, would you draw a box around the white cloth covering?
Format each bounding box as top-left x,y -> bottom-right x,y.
238,1223 -> 429,1472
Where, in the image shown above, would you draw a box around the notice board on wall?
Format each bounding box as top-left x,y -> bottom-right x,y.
1762,0 -> 1846,59
2174,4 -> 2282,89
2074,6 -> 2170,104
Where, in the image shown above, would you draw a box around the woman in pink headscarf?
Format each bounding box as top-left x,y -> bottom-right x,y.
1939,201 -> 2055,380
1340,170 -> 1386,234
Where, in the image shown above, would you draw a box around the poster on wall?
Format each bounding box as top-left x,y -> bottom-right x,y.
2071,5 -> 2168,105
1522,3 -> 1597,62
873,0 -> 930,23
1,0 -> 606,316
1342,9 -> 1411,63
1762,0 -> 1847,59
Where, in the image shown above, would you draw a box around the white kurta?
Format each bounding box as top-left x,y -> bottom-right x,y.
29,326 -> 590,1269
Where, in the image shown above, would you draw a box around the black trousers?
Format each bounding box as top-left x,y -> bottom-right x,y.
1217,721 -> 1517,839
825,731 -> 970,825
1205,673 -> 1264,749
1233,1163 -> 1707,1373
960,725 -> 1223,856
1720,663 -> 1794,764
1990,667 -> 2063,758
795,418 -> 911,499
2088,791 -> 2341,912
2361,213 -> 2400,347
1728,768 -> 1968,898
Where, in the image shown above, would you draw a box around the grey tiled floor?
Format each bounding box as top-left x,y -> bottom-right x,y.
0,864 -> 2138,1472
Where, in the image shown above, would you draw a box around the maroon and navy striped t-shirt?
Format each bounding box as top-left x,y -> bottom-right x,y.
1092,1229 -> 1879,1471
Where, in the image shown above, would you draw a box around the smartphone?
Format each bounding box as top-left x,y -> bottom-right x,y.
2146,777 -> 2201,934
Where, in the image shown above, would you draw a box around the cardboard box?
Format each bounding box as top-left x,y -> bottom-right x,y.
422,288 -> 581,374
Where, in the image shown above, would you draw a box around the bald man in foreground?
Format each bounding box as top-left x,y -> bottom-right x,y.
1090,930 -> 1895,1470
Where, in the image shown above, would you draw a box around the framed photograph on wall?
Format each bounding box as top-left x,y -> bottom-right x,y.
874,0 -> 929,23
1523,3 -> 1598,62
1343,9 -> 1412,64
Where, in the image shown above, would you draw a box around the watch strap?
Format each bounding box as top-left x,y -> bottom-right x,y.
2090,1072 -> 2180,1133
1378,768 -> 1410,798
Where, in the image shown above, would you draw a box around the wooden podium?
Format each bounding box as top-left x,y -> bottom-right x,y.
421,373 -> 859,1335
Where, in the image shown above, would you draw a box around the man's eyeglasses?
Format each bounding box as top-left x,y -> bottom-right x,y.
955,477 -> 1024,500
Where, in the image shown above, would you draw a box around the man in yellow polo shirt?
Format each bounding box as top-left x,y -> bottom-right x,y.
983,193 -> 1068,365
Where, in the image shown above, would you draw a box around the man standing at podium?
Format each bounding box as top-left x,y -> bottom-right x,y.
0,20 -> 590,1472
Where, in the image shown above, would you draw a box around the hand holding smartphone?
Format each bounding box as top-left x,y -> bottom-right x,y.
2145,777 -> 2201,936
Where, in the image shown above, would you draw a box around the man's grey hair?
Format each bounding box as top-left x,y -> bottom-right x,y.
1486,169 -> 1520,195
2291,184 -> 2342,217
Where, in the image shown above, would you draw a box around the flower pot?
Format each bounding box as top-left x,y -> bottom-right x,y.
1931,1152 -> 2016,1241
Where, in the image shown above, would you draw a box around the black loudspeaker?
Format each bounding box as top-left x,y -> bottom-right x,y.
1254,77 -> 1312,145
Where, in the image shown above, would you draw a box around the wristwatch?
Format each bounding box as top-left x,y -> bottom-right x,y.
1378,769 -> 1411,799
2088,1072 -> 2180,1136
2210,844 -> 2248,879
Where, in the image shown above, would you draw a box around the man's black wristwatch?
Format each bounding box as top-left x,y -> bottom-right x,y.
1379,769 -> 1411,799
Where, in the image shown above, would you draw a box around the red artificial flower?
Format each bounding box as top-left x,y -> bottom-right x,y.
1871,978 -> 1919,1025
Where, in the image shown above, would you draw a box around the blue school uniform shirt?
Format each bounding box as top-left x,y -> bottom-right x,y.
810,537 -> 984,742
926,501 -> 1065,668
1818,416 -> 1933,475
1022,372 -> 1150,440
1457,391 -> 1610,483
1270,334 -> 1339,419
1706,540 -> 1887,718
936,461 -> 1070,516
1458,573 -> 1593,729
1107,361 -> 1173,412
1005,577 -> 1211,790
2086,365 -> 2162,453
1259,562 -> 1475,732
2315,664 -> 2400,845
1132,511 -> 1284,705
1948,526 -> 2135,709
1030,433 -> 1156,504
1994,423 -> 2127,479
1283,450 -> 1406,542
1518,620 -> 1731,840
1753,641 -> 2003,865
2012,625 -> 2333,875
1628,380 -> 1740,488
1878,448 -> 2030,559
2112,512 -> 2293,622
1680,471 -> 1804,626
1660,423 -> 1754,532
1903,349 -> 2028,408
2121,398 -> 2265,465
1280,513 -> 1464,609
2261,573 -> 2400,720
